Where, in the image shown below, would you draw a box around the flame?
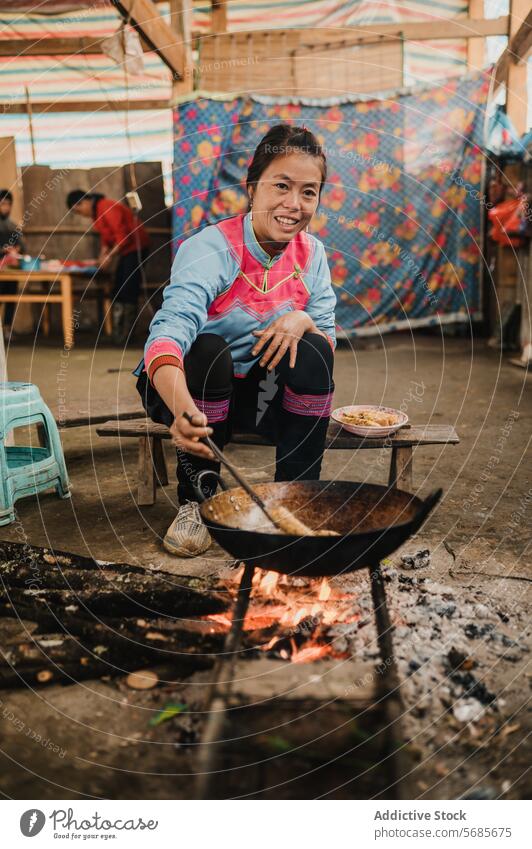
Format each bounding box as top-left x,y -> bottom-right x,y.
293,607 -> 310,626
291,644 -> 331,664
259,570 -> 279,596
206,613 -> 232,628
262,635 -> 281,651
318,578 -> 332,602
244,605 -> 286,630
208,565 -> 361,665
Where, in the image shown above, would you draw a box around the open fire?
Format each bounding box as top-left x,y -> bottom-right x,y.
204,568 -> 362,663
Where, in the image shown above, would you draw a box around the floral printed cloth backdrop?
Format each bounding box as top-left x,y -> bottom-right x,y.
173,71 -> 489,336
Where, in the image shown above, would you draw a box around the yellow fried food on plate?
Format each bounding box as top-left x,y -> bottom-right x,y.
341,409 -> 398,427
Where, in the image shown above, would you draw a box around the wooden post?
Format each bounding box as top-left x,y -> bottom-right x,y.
169,0 -> 192,53
467,0 -> 486,71
506,0 -> 529,136
24,86 -> 36,164
169,0 -> 194,93
211,0 -> 227,33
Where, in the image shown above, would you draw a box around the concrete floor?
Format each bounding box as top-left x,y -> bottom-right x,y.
0,331 -> 530,798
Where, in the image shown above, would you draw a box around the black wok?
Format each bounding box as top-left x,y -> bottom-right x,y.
194,474 -> 442,578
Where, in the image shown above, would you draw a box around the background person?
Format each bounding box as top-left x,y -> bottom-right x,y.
0,189 -> 25,341
67,190 -> 150,344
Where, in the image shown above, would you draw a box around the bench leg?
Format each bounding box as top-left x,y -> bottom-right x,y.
138,436 -> 156,505
388,446 -> 413,492
152,436 -> 168,487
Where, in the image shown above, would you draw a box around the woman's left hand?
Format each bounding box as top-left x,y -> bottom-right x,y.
252,311 -> 314,370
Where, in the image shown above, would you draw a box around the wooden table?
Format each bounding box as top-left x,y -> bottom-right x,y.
0,269 -> 76,348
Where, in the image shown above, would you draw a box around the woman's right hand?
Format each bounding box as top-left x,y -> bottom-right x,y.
151,364 -> 214,459
169,408 -> 215,460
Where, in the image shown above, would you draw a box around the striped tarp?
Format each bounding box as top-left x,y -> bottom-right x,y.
0,0 -> 476,169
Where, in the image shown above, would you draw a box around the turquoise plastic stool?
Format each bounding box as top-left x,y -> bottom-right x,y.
0,382 -> 70,525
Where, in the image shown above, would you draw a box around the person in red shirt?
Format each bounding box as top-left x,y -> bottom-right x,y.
67,190 -> 150,344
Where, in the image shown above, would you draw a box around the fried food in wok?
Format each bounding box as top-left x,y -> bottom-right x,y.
268,505 -> 339,537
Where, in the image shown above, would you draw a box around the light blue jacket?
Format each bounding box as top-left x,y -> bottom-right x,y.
136,212 -> 336,378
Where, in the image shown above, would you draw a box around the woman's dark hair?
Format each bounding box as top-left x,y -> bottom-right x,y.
0,189 -> 13,203
246,124 -> 327,199
66,189 -> 105,209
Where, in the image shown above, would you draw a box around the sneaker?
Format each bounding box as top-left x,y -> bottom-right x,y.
163,500 -> 212,557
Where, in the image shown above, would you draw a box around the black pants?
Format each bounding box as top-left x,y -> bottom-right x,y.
114,248 -> 149,305
137,331 -> 334,504
0,278 -> 17,326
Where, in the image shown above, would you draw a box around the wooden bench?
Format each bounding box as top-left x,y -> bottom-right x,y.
53,399 -> 144,430
96,417 -> 459,506
33,399 -> 145,455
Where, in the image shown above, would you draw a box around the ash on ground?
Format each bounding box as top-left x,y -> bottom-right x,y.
329,553 -> 530,767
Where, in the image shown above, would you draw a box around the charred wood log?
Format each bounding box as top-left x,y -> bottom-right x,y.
0,621 -> 216,689
0,540 -> 230,619
0,540 -> 146,574
1,580 -> 228,619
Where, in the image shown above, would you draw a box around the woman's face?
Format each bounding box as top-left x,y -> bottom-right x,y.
71,199 -> 93,218
248,151 -> 322,252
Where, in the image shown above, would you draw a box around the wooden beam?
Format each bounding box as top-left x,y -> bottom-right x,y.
211,0 -> 227,33
112,0 -> 185,80
509,6 -> 532,61
0,37 -> 152,57
493,5 -> 531,134
0,99 -> 171,114
169,0 -> 194,93
467,1 -> 486,71
194,16 -> 509,46
0,15 -> 509,61
506,0 -> 529,136
494,6 -> 532,84
169,0 -> 192,50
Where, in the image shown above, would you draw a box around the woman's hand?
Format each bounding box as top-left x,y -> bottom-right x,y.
152,364 -> 215,459
98,246 -> 116,271
252,311 -> 315,370
169,408 -> 215,460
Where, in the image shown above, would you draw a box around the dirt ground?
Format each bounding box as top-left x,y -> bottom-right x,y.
0,331 -> 530,799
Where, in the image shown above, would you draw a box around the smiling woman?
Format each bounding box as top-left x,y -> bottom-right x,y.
134,124 -> 336,558
246,124 -> 327,251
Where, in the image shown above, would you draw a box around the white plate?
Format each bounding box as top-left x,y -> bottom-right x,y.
332,405 -> 408,438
